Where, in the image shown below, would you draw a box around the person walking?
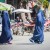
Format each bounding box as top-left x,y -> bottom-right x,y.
0,11 -> 13,44
30,5 -> 45,44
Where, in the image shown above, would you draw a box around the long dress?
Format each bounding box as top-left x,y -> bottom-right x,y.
0,11 -> 13,43
31,9 -> 45,43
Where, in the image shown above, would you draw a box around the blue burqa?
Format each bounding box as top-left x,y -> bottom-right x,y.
0,11 -> 13,43
31,9 -> 45,43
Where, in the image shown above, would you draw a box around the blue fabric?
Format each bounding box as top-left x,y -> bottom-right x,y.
31,9 -> 45,42
0,11 -> 13,43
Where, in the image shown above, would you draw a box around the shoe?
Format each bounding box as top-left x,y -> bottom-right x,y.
7,41 -> 12,44
37,41 -> 42,44
7,42 -> 12,44
29,38 -> 34,43
34,40 -> 42,44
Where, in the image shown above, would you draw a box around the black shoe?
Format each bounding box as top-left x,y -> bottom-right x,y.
29,38 -> 34,43
34,41 -> 42,44
37,41 -> 42,44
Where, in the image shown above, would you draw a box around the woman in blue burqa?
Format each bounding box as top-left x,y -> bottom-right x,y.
30,5 -> 45,44
0,11 -> 13,44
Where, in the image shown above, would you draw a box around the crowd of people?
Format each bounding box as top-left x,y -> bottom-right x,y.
0,0 -> 48,44
0,4 -> 46,44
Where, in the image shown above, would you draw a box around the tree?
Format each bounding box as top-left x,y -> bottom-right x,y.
21,0 -> 28,8
38,0 -> 44,3
17,0 -> 28,8
43,0 -> 49,8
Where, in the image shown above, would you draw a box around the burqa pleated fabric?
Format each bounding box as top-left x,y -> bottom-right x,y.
0,11 -> 13,43
30,9 -> 45,43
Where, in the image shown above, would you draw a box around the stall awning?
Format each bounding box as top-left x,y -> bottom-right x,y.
0,0 -> 5,3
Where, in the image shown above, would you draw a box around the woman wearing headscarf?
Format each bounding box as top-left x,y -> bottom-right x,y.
30,5 -> 45,44
0,11 -> 13,44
